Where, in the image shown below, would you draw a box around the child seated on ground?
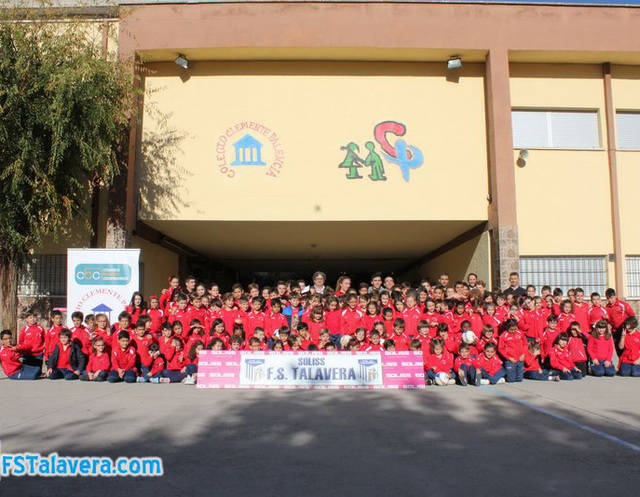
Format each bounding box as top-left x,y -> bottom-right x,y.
474,343 -> 506,385
0,330 -> 42,380
108,331 -> 138,383
162,336 -> 188,383
454,343 -> 478,386
424,338 -> 455,386
81,337 -> 110,382
46,328 -> 86,380
549,333 -> 583,380
587,320 -> 616,377
619,317 -> 640,377
523,342 -> 559,381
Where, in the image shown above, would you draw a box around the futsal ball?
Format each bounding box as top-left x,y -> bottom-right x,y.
462,330 -> 476,344
435,372 -> 450,386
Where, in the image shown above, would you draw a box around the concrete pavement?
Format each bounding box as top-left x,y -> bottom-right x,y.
1,377 -> 639,496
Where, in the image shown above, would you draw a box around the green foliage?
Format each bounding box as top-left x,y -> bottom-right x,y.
0,5 -> 136,265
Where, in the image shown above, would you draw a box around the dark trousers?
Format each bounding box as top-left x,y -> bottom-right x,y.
554,369 -> 583,380
524,369 -> 553,381
619,362 -> 640,376
22,353 -> 43,368
330,334 -> 342,350
591,362 -> 616,377
504,360 -> 524,382
8,364 -> 42,380
80,370 -> 108,382
186,364 -> 198,375
107,369 -> 137,383
574,361 -> 588,376
161,369 -> 187,383
479,367 -> 506,384
458,364 -> 477,384
50,368 -> 79,380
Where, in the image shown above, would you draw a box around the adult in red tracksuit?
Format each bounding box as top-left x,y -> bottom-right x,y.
107,332 -> 138,383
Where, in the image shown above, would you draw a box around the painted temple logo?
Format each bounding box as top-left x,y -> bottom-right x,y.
339,121 -> 424,183
216,121 -> 285,179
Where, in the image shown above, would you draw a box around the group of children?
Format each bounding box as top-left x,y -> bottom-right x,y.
2,271 -> 640,387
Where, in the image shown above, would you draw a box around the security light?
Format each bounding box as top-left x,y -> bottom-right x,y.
447,56 -> 462,70
174,54 -> 189,70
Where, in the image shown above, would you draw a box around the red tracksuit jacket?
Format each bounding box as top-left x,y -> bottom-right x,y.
620,331 -> 640,364
606,299 -> 635,329
389,332 -> 411,351
111,346 -> 137,372
0,345 -> 23,376
549,345 -> 575,371
131,334 -> 156,367
87,352 -> 111,373
144,308 -> 165,334
44,325 -> 64,359
18,325 -> 45,356
424,351 -> 453,373
587,334 -> 613,362
340,308 -> 364,335
498,331 -> 527,361
474,354 -> 504,375
568,336 -> 587,362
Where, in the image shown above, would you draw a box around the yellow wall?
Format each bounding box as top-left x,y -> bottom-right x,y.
510,64 -> 614,272
612,65 -> 640,294
131,236 -> 180,297
415,231 -> 490,284
140,61 -> 488,222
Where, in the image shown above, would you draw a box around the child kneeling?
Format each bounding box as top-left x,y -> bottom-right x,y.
524,342 -> 559,381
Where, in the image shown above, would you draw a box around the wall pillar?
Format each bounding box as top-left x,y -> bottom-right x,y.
485,48 -> 519,291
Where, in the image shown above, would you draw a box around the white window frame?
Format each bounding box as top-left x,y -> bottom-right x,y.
519,256 -> 608,296
512,108 -> 602,151
625,256 -> 640,300
616,110 -> 640,151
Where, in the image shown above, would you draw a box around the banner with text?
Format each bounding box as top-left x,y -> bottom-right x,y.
197,351 -> 425,389
66,249 -> 140,327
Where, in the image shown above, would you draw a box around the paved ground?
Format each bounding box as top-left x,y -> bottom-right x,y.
1,378 -> 639,496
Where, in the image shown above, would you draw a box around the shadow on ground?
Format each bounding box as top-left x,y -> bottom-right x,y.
0,384 -> 638,497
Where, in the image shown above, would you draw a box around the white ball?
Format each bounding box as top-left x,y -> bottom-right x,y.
435,372 -> 449,386
462,330 -> 476,344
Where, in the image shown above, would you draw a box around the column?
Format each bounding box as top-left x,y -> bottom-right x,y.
484,48 -> 520,291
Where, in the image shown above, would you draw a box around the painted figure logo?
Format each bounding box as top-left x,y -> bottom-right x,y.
339,121 -> 424,183
357,359 -> 379,382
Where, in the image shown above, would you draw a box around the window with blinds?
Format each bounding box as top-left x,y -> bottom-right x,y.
18,254 -> 67,298
616,112 -> 640,150
626,256 -> 640,299
519,256 -> 607,295
512,110 -> 601,150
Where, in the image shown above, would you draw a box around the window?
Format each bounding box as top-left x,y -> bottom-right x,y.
519,256 -> 607,295
616,111 -> 640,150
512,110 -> 600,150
18,254 -> 67,298
626,256 -> 640,299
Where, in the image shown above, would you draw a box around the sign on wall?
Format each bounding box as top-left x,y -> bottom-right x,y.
197,350 -> 426,389
339,121 -> 424,183
66,249 -> 140,327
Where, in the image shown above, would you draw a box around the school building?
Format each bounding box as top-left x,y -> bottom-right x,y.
20,0 -> 640,311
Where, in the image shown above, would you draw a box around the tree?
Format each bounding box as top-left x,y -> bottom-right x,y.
0,3 -> 137,331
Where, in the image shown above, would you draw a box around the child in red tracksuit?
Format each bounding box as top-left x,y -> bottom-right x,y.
162,336 -> 188,383
619,316 -> 640,377
108,331 -> 138,383
475,343 -> 506,385
44,310 -> 64,362
18,312 -> 45,368
81,338 -> 110,382
1,330 -> 42,380
184,340 -> 203,384
498,319 -> 527,383
549,333 -> 583,380
587,320 -> 616,377
524,342 -> 559,381
567,322 -> 588,376
454,344 -> 479,386
423,338 -> 454,386
141,343 -> 169,383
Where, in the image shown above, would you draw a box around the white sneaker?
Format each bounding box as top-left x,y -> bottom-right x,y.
184,375 -> 196,385
447,378 -> 456,385
480,379 -> 490,385
497,378 -> 506,384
